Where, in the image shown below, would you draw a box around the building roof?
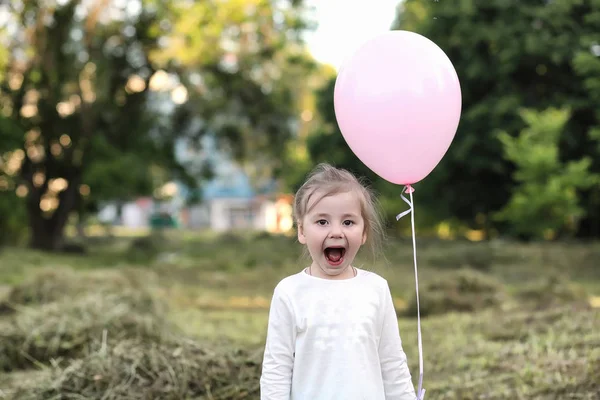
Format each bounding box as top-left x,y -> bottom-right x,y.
202,170 -> 255,200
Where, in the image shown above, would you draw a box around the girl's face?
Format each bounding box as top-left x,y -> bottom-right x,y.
298,190 -> 366,280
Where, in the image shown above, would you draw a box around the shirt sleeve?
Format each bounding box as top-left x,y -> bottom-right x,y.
260,285 -> 296,400
379,282 -> 417,400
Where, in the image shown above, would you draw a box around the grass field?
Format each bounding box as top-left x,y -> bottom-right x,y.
0,230 -> 599,399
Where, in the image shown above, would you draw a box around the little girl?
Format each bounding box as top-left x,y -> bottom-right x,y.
260,163 -> 416,399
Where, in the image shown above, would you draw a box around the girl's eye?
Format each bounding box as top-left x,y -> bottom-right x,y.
343,220 -> 354,226
316,219 -> 328,226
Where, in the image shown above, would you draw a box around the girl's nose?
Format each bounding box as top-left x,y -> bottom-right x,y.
329,224 -> 343,238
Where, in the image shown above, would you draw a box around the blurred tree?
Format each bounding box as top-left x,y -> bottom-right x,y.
393,0 -> 600,238
276,63 -> 337,194
495,108 -> 599,240
0,0 -> 315,251
0,190 -> 28,247
153,0 -> 318,189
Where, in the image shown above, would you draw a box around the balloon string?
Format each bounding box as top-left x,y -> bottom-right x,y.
396,185 -> 425,400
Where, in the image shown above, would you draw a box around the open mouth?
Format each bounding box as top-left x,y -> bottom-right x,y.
324,247 -> 346,266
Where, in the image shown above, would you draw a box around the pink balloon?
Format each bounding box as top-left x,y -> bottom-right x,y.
334,30 -> 462,186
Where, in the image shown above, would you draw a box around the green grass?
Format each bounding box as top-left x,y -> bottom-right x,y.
0,230 -> 599,399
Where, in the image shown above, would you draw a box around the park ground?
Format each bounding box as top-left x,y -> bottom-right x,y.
0,230 -> 599,399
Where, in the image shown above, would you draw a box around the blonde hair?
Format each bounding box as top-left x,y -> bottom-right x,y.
293,163 -> 386,260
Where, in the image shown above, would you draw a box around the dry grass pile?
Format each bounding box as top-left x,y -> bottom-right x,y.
1,266 -> 266,399
0,269 -> 168,372
405,269 -> 506,317
1,267 -> 154,310
10,336 -> 263,400
418,304 -> 600,399
515,273 -> 589,310
421,242 -> 498,272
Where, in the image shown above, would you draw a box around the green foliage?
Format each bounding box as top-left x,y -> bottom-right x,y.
0,0 -> 316,251
495,108 -> 599,239
155,0 -> 319,186
0,0 -> 183,250
0,116 -> 28,246
83,136 -> 155,203
0,116 -> 23,153
0,190 -> 28,247
394,0 -> 600,237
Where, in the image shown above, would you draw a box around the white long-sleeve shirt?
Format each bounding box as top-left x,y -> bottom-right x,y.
260,268 -> 416,400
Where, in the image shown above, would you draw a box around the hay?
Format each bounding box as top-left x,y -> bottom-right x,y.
424,242 -> 496,271
515,273 -> 589,310
404,269 -> 505,317
11,337 -> 263,400
0,265 -> 266,399
3,267 -> 157,310
1,266 -> 265,399
0,289 -> 168,372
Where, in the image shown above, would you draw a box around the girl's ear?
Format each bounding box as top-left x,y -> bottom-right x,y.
297,222 -> 306,244
362,230 -> 367,245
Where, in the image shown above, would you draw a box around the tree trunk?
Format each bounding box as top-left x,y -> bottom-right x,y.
76,193 -> 87,240
27,173 -> 82,252
29,218 -> 65,251
76,219 -> 86,240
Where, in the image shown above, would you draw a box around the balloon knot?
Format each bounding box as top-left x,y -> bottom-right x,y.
404,185 -> 415,194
